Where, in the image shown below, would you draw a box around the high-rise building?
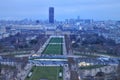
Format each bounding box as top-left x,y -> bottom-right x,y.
49,7 -> 54,24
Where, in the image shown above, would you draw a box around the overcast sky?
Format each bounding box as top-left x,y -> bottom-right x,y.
0,0 -> 120,20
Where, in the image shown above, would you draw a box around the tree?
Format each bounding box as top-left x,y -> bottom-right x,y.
94,71 -> 105,80
117,60 -> 120,80
0,63 -> 1,75
29,39 -> 38,45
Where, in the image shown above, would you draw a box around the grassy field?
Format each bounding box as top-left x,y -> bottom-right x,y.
25,66 -> 63,80
42,44 -> 63,55
49,38 -> 63,43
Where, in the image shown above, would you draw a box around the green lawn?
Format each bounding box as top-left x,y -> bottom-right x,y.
25,66 -> 63,80
42,44 -> 63,55
49,38 -> 63,43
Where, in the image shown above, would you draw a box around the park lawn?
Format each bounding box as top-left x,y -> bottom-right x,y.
49,38 -> 63,43
25,66 -> 63,80
42,44 -> 63,55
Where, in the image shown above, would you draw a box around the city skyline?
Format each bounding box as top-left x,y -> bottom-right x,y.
0,0 -> 120,20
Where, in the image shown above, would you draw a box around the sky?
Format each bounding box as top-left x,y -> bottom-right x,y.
0,0 -> 120,21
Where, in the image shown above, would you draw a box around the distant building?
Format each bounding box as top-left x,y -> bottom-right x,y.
49,7 -> 54,24
0,26 -> 6,34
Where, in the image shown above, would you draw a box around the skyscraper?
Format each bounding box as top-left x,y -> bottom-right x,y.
49,7 -> 54,24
